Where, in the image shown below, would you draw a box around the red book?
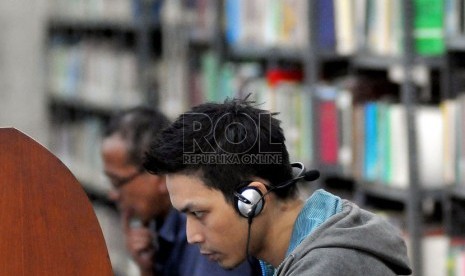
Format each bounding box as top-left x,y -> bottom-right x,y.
266,69 -> 303,87
319,100 -> 339,164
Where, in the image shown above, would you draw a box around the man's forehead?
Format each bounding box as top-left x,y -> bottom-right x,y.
166,172 -> 205,185
165,174 -> 205,198
166,174 -> 219,204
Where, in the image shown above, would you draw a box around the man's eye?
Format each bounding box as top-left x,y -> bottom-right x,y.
192,211 -> 205,219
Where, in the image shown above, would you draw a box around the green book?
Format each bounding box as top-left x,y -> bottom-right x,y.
414,0 -> 445,55
201,51 -> 220,102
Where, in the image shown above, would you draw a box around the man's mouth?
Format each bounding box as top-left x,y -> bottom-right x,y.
201,251 -> 220,262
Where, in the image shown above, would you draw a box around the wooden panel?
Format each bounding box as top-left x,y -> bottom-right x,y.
0,128 -> 112,275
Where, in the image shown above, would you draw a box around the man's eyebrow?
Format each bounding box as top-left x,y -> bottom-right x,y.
180,203 -> 196,213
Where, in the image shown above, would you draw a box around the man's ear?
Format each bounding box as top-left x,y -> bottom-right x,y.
247,181 -> 268,195
233,181 -> 266,219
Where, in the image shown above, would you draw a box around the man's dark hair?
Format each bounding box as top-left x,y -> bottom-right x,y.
104,106 -> 171,167
144,98 -> 294,204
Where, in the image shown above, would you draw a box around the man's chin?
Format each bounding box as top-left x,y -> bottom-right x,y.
217,263 -> 235,270
216,259 -> 242,271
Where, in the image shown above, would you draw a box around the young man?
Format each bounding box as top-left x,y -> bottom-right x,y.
144,98 -> 413,275
101,106 -> 257,276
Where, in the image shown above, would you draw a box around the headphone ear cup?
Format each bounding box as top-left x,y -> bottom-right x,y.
235,187 -> 264,218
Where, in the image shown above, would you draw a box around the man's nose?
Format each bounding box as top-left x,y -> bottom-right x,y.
186,216 -> 204,244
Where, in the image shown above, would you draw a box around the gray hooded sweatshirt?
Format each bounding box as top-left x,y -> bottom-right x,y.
274,200 -> 412,275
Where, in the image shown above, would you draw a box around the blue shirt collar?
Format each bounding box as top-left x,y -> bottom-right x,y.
286,189 -> 342,255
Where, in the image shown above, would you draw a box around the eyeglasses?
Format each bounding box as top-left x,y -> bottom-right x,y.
109,169 -> 144,189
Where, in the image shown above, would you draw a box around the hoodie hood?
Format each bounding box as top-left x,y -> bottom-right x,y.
280,200 -> 412,275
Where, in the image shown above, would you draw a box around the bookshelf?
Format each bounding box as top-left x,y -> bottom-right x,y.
170,1 -> 452,275
46,0 -> 162,198
41,0 -> 462,275
45,0 -> 163,275
441,1 -> 465,273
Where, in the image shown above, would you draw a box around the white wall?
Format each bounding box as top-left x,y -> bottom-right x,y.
0,0 -> 49,145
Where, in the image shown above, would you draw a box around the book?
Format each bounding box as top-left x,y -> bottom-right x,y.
442,100 -> 457,185
416,105 -> 444,187
318,0 -> 336,50
336,88 -> 353,176
352,104 -> 366,180
448,238 -> 465,276
413,0 -> 445,55
316,84 -> 339,165
387,104 -> 408,188
224,0 -> 242,45
334,0 -> 356,55
364,102 -> 379,181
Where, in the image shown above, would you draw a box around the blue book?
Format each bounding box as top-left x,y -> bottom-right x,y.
364,102 -> 378,181
132,0 -> 163,24
225,0 -> 241,45
318,0 -> 336,50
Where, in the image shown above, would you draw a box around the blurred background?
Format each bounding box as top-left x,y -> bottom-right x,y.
0,0 -> 463,275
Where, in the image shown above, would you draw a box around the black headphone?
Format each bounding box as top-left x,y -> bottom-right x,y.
233,162 -> 320,218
